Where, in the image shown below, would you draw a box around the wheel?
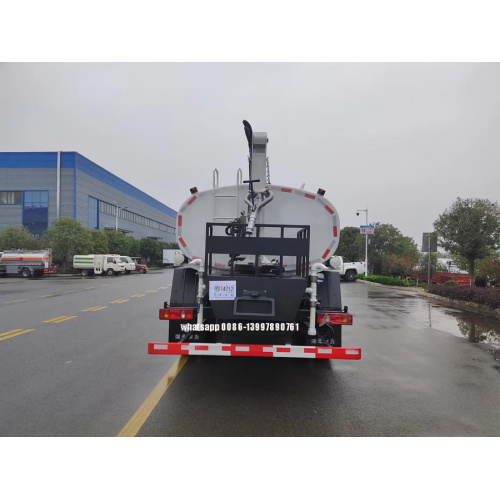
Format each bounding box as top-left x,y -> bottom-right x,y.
344,269 -> 357,282
106,268 -> 115,276
125,270 -> 131,274
139,268 -> 146,274
81,269 -> 89,276
21,267 -> 31,278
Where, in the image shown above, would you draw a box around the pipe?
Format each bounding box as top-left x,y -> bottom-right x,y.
307,263 -> 329,336
244,190 -> 274,235
189,259 -> 206,325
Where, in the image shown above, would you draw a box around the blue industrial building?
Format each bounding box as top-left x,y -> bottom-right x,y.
0,152 -> 177,242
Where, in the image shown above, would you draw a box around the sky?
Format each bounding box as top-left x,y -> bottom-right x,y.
1,62 -> 499,248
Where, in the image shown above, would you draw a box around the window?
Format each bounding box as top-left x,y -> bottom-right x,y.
96,198 -> 173,235
23,190 -> 49,236
0,191 -> 22,205
88,196 -> 99,229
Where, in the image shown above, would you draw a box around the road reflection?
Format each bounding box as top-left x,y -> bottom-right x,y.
362,286 -> 500,358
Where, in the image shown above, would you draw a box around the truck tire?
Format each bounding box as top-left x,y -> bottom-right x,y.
344,269 -> 357,282
81,269 -> 89,276
21,267 -> 31,278
139,268 -> 146,274
106,268 -> 115,276
125,270 -> 131,274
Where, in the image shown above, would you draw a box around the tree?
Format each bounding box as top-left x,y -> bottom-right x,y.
89,230 -> 109,254
0,225 -> 40,250
106,231 -> 128,255
125,236 -> 141,257
434,198 -> 500,277
44,218 -> 92,265
367,223 -> 420,276
476,253 -> 500,286
140,237 -> 162,264
335,227 -> 365,262
368,223 -> 401,274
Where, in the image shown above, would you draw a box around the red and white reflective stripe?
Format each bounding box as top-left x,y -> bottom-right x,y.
178,237 -> 187,247
148,343 -> 361,360
324,205 -> 334,214
178,215 -> 182,226
187,196 -> 197,205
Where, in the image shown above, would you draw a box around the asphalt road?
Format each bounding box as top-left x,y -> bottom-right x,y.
1,271 -> 499,436
0,270 -> 176,436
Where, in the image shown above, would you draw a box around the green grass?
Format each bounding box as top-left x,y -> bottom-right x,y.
356,274 -> 416,287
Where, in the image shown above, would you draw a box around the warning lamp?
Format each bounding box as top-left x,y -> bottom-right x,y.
317,188 -> 326,196
318,312 -> 353,325
190,187 -> 198,194
159,308 -> 195,320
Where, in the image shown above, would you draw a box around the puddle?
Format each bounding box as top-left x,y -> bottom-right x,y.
364,286 -> 500,357
421,302 -> 500,359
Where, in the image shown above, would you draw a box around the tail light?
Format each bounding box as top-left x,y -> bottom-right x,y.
318,312 -> 353,325
159,308 -> 195,320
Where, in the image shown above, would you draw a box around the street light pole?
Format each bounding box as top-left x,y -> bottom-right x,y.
357,208 -> 368,276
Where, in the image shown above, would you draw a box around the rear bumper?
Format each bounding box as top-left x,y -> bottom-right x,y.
44,267 -> 57,274
148,342 -> 361,360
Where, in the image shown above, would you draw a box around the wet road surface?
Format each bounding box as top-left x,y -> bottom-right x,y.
138,281 -> 500,436
1,274 -> 499,436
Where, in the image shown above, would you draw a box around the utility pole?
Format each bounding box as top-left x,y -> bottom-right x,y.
357,209 -> 369,276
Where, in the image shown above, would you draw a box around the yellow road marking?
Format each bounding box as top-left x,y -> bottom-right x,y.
0,329 -> 23,337
117,356 -> 189,437
6,299 -> 25,304
82,306 -> 108,312
158,287 -> 169,290
0,329 -> 35,342
67,290 -> 78,293
101,284 -> 110,287
130,294 -> 145,298
39,294 -> 57,298
51,316 -> 78,324
85,287 -> 96,290
145,290 -> 158,293
43,316 -> 77,323
110,299 -> 129,304
43,316 -> 68,323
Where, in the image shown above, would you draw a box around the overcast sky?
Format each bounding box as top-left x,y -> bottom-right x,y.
1,62 -> 499,247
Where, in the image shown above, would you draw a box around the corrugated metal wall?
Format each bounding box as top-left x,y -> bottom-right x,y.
0,152 -> 176,243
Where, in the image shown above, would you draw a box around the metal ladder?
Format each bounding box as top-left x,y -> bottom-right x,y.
212,168 -> 243,222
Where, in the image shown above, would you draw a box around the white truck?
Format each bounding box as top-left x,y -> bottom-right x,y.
119,255 -> 148,274
162,249 -> 184,267
328,256 -> 365,281
149,121 -> 361,361
73,254 -> 126,276
0,248 -> 57,278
